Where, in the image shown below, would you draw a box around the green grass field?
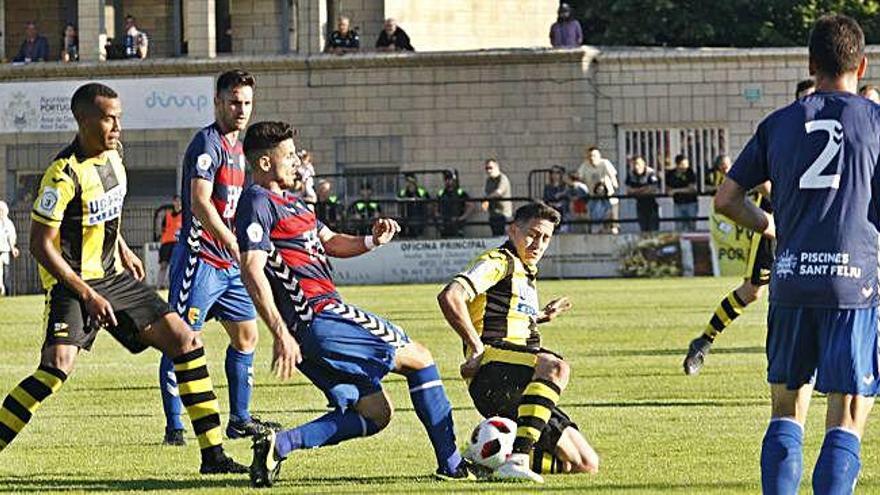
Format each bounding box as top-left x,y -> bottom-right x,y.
0,277 -> 877,494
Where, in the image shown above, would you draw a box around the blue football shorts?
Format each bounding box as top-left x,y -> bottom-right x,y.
168,243 -> 256,330
296,302 -> 411,411
766,304 -> 880,396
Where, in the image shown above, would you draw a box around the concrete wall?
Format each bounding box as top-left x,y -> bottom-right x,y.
385,0 -> 556,51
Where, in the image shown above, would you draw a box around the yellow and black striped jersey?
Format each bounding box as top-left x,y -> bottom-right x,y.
453,241 -> 541,349
31,139 -> 127,289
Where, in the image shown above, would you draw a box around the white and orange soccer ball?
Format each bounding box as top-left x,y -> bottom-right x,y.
465,416 -> 517,469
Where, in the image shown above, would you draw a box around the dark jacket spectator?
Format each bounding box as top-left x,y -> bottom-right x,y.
666,155 -> 698,232
349,183 -> 381,235
315,180 -> 342,231
13,22 -> 49,63
398,173 -> 430,238
61,24 -> 78,62
437,171 -> 472,238
543,165 -> 569,229
625,156 -> 660,232
376,18 -> 414,52
549,3 -> 582,47
326,16 -> 360,54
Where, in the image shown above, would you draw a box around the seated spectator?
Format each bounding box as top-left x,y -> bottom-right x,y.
578,146 -> 619,233
437,170 -> 473,238
61,23 -> 78,62
549,3 -> 582,48
860,84 -> 880,103
666,154 -> 698,232
349,182 -> 381,235
625,156 -> 660,233
543,165 -> 570,231
565,172 -> 590,232
297,149 -> 317,203
398,173 -> 430,238
376,18 -> 414,52
326,16 -> 360,54
315,180 -> 342,231
588,181 -> 612,233
12,21 -> 49,63
123,15 -> 149,59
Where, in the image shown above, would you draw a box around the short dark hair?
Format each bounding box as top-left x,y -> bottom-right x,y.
243,121 -> 294,165
513,201 -> 561,227
586,146 -> 599,153
808,15 -> 865,78
674,153 -> 687,164
70,83 -> 118,121
795,79 -> 815,98
216,69 -> 256,95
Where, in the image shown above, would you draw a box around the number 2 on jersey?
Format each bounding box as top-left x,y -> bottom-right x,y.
800,120 -> 842,190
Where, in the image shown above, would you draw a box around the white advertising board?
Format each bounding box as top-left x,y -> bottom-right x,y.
0,77 -> 213,133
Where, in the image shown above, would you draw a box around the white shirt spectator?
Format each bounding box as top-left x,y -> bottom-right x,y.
577,157 -> 619,206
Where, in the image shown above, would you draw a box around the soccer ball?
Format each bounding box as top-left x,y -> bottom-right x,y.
465,416 -> 517,469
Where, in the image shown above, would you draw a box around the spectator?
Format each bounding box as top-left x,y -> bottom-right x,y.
709,154 -> 732,190
860,84 -> 880,103
296,149 -> 317,204
578,146 -> 620,233
398,172 -> 430,238
315,180 -> 342,231
482,158 -> 512,236
12,21 -> 49,63
588,181 -> 612,233
0,201 -> 18,296
666,154 -> 698,232
549,3 -> 582,48
376,18 -> 414,52
349,181 -> 381,235
796,79 -> 815,99
625,156 -> 660,233
157,195 -> 182,289
61,23 -> 78,62
564,172 -> 590,232
123,15 -> 149,59
543,165 -> 570,231
437,170 -> 473,238
326,16 -> 360,54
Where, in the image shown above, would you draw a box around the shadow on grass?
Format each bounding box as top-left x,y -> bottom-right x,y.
579,346 -> 764,358
0,475 -> 249,492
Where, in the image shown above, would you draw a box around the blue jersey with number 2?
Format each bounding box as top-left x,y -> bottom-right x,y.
728,91 -> 880,309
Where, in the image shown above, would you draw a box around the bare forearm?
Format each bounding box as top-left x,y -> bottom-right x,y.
715,180 -> 770,233
323,233 -> 371,258
242,268 -> 288,340
193,197 -> 233,241
438,285 -> 483,351
31,232 -> 92,299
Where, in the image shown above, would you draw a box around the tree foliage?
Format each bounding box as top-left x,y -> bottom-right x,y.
567,0 -> 880,47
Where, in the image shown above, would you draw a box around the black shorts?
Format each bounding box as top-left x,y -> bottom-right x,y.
159,242 -> 175,263
43,272 -> 172,354
746,234 -> 774,286
468,345 -> 577,452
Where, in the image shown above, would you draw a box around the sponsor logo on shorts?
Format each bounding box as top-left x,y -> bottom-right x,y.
52,322 -> 69,338
863,373 -> 875,386
187,307 -> 201,325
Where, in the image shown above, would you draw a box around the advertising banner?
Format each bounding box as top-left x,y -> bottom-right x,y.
0,77 -> 213,133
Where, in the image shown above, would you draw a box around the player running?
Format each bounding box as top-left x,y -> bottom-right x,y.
437,201 -> 599,483
0,83 -> 245,474
683,80 -> 816,376
235,121 -> 473,487
717,15 -> 880,494
160,70 -> 278,446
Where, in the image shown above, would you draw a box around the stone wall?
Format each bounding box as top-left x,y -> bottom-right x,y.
231,0 -> 283,55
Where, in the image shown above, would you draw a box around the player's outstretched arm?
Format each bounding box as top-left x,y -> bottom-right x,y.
715,177 -> 774,238
319,218 -> 401,258
30,222 -> 116,327
191,178 -> 240,262
240,250 -> 301,380
437,281 -> 485,379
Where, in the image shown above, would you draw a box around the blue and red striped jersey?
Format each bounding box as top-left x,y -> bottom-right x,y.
180,123 -> 247,269
236,183 -> 341,326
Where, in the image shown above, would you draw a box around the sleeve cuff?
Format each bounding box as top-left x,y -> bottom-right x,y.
453,274 -> 477,300
31,211 -> 60,228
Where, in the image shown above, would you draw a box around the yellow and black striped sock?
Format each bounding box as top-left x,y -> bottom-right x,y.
0,365 -> 67,452
704,290 -> 747,341
173,348 -> 224,461
529,446 -> 566,474
512,379 -> 561,455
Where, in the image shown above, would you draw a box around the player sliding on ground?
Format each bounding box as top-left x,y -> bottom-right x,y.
718,15 -> 880,494
438,202 -> 599,483
235,121 -> 474,487
683,79 -> 815,376
0,83 -> 245,474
